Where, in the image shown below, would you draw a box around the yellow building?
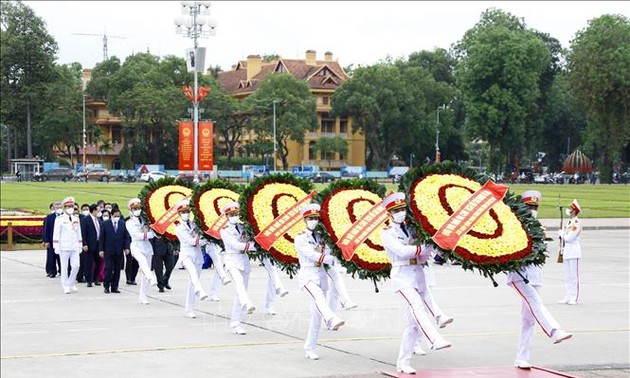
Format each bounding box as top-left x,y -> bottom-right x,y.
217,50 -> 365,170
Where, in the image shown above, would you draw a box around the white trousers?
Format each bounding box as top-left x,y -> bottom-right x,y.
396,287 -> 444,369
130,248 -> 155,302
510,280 -> 561,347
326,265 -> 353,312
563,258 -> 580,302
59,250 -> 79,289
226,266 -> 252,328
262,257 -> 286,311
206,247 -> 227,280
208,269 -> 222,297
302,281 -> 337,352
184,257 -> 204,313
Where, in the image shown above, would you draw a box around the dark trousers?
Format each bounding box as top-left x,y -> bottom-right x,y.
125,253 -> 139,283
152,253 -> 175,289
45,247 -> 61,276
104,254 -> 124,290
85,249 -> 102,283
77,251 -> 87,282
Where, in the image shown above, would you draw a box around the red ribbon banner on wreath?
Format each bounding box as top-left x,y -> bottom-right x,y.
431,180 -> 508,250
336,200 -> 389,261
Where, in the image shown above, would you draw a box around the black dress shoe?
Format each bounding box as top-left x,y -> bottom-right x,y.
127,281 -> 137,285
164,284 -> 172,290
94,282 -> 101,286
87,282 -> 93,287
77,279 -> 85,283
50,274 -> 57,278
159,287 -> 165,293
111,289 -> 121,293
104,288 -> 110,293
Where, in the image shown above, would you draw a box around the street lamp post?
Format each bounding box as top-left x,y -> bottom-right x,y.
174,1 -> 217,182
435,104 -> 446,163
272,99 -> 278,172
82,94 -> 87,171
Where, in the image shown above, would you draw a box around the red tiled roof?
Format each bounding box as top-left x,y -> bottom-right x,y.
218,56 -> 350,96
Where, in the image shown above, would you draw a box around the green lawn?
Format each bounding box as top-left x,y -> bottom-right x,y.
1,180 -> 629,218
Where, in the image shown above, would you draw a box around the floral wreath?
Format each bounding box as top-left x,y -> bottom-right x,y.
139,176 -> 195,242
317,178 -> 390,288
400,161 -> 547,283
240,173 -> 314,278
191,179 -> 242,248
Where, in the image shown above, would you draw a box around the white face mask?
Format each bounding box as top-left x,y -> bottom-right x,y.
530,210 -> 538,219
180,213 -> 190,222
55,208 -> 63,215
112,216 -> 120,222
97,211 -> 102,217
132,209 -> 141,217
82,210 -> 90,216
391,211 -> 406,224
228,215 -> 240,224
306,219 -> 319,231
102,216 -> 110,221
565,209 -> 572,217
65,207 -> 74,215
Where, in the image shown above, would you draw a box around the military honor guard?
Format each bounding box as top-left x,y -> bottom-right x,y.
126,198 -> 158,305
173,199 -> 210,318
558,199 -> 583,305
261,256 -> 289,315
326,255 -> 358,313
508,190 -> 573,369
380,192 -> 451,375
219,201 -> 257,335
205,242 -> 232,302
52,197 -> 83,294
295,203 -> 345,360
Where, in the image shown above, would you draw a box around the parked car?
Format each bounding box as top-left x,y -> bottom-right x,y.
305,172 -> 337,183
76,167 -> 111,182
115,170 -> 138,183
41,168 -> 75,182
140,171 -> 168,183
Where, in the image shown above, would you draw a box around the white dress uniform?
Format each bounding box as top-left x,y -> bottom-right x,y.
219,204 -> 257,333
126,215 -> 158,303
559,199 -> 583,305
295,222 -> 345,359
206,243 -> 231,301
508,190 -> 572,369
174,218 -> 209,316
262,256 -> 288,314
326,255 -> 358,312
380,192 -> 450,374
52,197 -> 82,294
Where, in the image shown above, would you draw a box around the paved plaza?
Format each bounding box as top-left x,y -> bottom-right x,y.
1,225 -> 628,378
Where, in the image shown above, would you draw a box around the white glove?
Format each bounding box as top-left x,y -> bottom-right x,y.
248,242 -> 257,251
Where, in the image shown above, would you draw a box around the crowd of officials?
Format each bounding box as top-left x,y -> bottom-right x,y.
40,191 -> 582,374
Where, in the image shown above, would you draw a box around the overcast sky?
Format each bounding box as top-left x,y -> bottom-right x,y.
24,1 -> 630,72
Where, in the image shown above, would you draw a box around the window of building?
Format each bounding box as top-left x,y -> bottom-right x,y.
308,141 -> 317,160
339,150 -> 346,161
322,96 -> 329,105
339,118 -> 348,134
111,126 -> 122,144
322,150 -> 335,161
320,112 -> 334,134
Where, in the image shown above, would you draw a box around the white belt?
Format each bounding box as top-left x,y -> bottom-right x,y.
300,262 -> 323,268
391,258 -> 419,267
224,252 -> 245,255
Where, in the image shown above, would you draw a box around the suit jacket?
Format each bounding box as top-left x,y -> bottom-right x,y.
99,218 -> 131,257
81,215 -> 102,252
42,213 -> 58,244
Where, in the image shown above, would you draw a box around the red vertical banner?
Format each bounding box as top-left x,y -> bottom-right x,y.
198,121 -> 213,171
178,120 -> 194,171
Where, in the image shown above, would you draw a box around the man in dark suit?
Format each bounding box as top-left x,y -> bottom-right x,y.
42,202 -> 62,278
99,207 -> 130,294
76,203 -> 91,283
81,204 -> 103,287
150,234 -> 175,292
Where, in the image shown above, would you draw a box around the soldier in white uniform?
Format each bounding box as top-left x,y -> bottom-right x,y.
261,256 -> 289,315
558,199 -> 582,305
206,242 -> 231,302
380,192 -> 451,375
295,203 -> 345,360
508,190 -> 573,369
219,201 -> 257,335
326,255 -> 358,313
52,196 -> 83,294
126,198 -> 158,304
173,199 -> 210,318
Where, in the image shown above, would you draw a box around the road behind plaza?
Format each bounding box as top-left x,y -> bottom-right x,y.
1,223 -> 628,378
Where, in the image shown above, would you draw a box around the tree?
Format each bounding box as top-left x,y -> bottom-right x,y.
315,136 -> 348,168
567,14 -> 630,183
246,74 -> 317,170
1,0 -> 58,161
454,8 -> 550,173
